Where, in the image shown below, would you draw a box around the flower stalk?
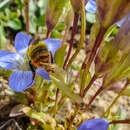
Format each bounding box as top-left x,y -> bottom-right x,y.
24,0 -> 29,34
80,74 -> 97,97
80,27 -> 106,97
66,0 -> 86,71
84,86 -> 104,112
63,13 -> 79,69
109,119 -> 130,125
102,80 -> 129,117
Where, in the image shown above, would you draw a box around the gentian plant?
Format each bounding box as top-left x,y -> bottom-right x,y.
0,0 -> 130,129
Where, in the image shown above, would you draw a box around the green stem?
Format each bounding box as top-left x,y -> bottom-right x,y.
102,80 -> 129,117
53,88 -> 59,118
65,0 -> 86,71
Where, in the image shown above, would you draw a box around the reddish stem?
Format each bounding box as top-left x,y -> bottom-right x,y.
84,86 -> 104,111
46,30 -> 51,39
25,1 -> 29,34
62,26 -> 70,45
109,120 -> 130,125
82,27 -> 106,69
63,13 -> 79,69
53,88 -> 59,118
81,74 -> 97,97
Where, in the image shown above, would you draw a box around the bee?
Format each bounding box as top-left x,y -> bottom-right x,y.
27,39 -> 55,81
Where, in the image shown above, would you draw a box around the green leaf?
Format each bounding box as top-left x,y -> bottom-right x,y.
54,44 -> 67,67
55,23 -> 66,31
51,30 -> 63,38
0,25 -> 6,49
71,62 -> 80,71
103,53 -> 130,88
79,70 -> 91,87
123,84 -> 130,96
46,0 -> 69,31
50,75 -> 82,104
0,0 -> 11,11
86,12 -> 96,24
104,24 -> 117,41
5,89 -> 28,104
23,107 -> 56,130
110,106 -> 126,130
8,19 -> 22,30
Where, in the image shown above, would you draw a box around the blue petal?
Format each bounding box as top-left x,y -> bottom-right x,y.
0,50 -> 19,70
116,18 -> 126,27
9,70 -> 35,92
14,32 -> 32,55
36,68 -> 51,80
43,39 -> 61,58
77,118 -> 109,130
85,0 -> 96,13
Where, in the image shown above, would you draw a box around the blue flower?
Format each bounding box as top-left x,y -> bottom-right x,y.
85,0 -> 126,27
0,32 -> 61,92
85,0 -> 96,13
77,118 -> 109,130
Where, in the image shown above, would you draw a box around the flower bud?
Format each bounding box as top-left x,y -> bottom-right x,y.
70,0 -> 88,13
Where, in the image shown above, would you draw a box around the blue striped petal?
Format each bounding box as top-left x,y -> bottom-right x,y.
14,32 -> 32,55
9,70 -> 35,92
85,0 -> 96,13
0,50 -> 19,70
43,39 -> 61,58
36,68 -> 51,80
77,118 -> 109,130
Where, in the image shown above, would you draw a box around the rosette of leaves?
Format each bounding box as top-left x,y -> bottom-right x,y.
95,13 -> 130,88
95,13 -> 130,77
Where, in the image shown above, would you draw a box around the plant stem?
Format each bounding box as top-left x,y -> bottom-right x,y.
24,0 -> 29,34
67,105 -> 80,129
63,13 -> 79,69
53,88 -> 59,118
80,27 -> 106,97
102,80 -> 129,117
62,25 -> 70,45
109,119 -> 130,125
84,86 -> 104,112
65,0 -> 86,71
80,74 -> 97,97
46,30 -> 51,39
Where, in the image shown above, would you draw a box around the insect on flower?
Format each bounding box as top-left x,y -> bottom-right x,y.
27,38 -> 57,83
0,32 -> 61,92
